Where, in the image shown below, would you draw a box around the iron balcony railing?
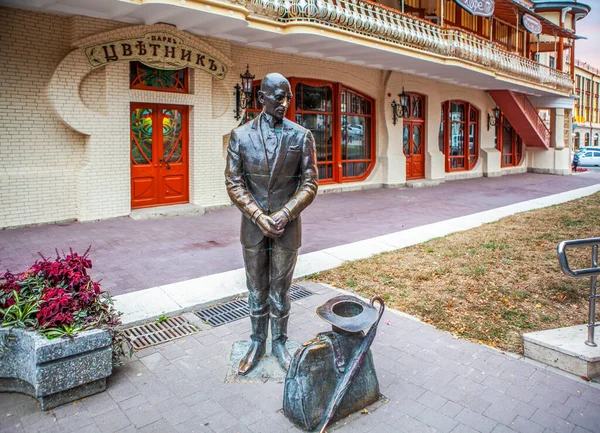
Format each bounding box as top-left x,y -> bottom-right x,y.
575,59 -> 600,77
235,0 -> 573,92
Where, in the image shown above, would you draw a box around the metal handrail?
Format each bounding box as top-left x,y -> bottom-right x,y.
513,92 -> 551,145
557,238 -> 600,347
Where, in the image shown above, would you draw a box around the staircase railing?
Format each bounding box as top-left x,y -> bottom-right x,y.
512,92 -> 551,145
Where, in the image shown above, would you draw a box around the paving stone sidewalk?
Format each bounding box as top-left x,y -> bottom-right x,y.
2,283 -> 599,433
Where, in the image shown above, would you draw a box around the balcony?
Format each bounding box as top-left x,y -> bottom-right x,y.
2,0 -> 575,95
236,0 -> 573,92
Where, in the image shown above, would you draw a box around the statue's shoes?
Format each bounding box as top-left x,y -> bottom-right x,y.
272,340 -> 291,372
238,340 -> 266,376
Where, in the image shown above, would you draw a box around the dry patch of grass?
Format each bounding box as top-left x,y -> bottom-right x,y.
309,192 -> 600,354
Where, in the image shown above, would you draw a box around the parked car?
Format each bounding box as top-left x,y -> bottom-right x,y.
347,124 -> 364,136
575,146 -> 599,154
577,149 -> 600,166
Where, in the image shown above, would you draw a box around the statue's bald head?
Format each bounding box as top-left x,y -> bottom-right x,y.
258,73 -> 293,120
261,73 -> 290,93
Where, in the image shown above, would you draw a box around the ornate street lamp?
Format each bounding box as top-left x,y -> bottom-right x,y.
234,64 -> 255,121
391,87 -> 411,125
487,106 -> 501,131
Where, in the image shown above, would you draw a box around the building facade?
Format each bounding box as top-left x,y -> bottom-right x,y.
0,0 -> 591,228
573,60 -> 600,149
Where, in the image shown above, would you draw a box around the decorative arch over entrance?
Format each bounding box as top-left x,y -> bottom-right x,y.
46,24 -> 236,221
48,23 -> 233,136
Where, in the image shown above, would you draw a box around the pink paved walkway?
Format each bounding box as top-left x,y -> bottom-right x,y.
1,172 -> 599,296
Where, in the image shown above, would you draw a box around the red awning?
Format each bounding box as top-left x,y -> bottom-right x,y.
493,0 -> 578,39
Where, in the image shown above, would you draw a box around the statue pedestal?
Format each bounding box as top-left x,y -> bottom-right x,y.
225,340 -> 300,384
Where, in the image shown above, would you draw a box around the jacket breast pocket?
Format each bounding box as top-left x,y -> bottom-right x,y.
288,146 -> 301,153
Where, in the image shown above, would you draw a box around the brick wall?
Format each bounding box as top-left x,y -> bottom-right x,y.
0,8 -> 85,228
1,7 -> 517,228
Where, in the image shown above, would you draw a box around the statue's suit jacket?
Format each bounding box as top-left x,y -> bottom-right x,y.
225,116 -> 318,250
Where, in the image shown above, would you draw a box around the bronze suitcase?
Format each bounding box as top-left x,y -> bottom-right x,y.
283,330 -> 380,431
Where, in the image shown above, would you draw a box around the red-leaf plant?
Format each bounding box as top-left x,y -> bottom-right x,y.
0,248 -> 128,365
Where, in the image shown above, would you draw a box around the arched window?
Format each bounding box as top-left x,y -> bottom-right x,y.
575,132 -> 580,149
293,80 -> 335,181
130,61 -> 189,93
585,132 -> 590,146
594,134 -> 599,147
340,87 -> 374,180
495,114 -> 523,167
244,78 -> 375,184
440,101 -> 479,171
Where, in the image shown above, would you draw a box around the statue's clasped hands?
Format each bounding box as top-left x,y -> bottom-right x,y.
256,210 -> 289,238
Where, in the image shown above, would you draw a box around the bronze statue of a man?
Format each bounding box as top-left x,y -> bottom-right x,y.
225,73 -> 318,375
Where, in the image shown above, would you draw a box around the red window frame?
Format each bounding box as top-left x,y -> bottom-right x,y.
244,78 -> 376,185
441,101 -> 479,172
130,61 -> 189,93
290,78 -> 337,183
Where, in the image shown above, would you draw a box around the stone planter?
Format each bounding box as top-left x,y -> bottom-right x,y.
0,327 -> 112,410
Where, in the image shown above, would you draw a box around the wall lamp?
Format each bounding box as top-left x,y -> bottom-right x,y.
487,106 -> 501,131
234,64 -> 255,121
391,87 -> 411,125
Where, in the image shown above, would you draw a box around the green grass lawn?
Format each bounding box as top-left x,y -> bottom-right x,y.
309,192 -> 600,354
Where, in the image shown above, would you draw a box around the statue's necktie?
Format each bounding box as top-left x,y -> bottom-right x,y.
263,122 -> 283,173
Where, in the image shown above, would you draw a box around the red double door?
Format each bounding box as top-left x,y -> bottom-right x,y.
130,103 -> 189,209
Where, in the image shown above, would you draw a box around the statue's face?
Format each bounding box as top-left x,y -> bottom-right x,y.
259,78 -> 293,120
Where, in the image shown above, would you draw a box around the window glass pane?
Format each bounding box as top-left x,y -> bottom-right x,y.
296,114 -> 333,164
296,83 -> 332,112
403,125 -> 410,155
131,108 -> 153,165
451,122 -> 464,156
342,161 -> 369,178
342,115 -> 368,161
130,61 -> 187,92
163,109 -> 183,162
413,125 -> 422,154
502,126 -> 513,156
412,96 -> 422,119
319,164 -> 333,180
469,122 -> 476,156
342,90 -> 371,114
450,102 -> 464,121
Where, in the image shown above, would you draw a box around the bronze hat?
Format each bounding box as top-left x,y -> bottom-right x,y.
316,295 -> 378,333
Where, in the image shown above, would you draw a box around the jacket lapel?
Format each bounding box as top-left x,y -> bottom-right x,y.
269,119 -> 295,189
248,116 -> 269,174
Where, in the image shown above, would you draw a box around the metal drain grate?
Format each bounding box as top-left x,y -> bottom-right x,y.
289,284 -> 314,302
195,298 -> 250,327
195,284 -> 314,327
123,316 -> 199,350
